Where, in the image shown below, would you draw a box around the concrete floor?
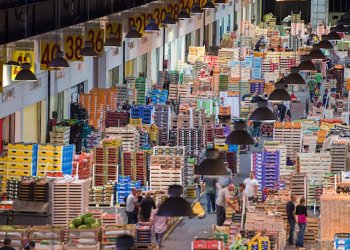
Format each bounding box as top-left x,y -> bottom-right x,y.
163,89 -> 323,249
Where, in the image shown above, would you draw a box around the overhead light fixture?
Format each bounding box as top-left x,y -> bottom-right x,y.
162,13 -> 177,25
116,235 -> 135,249
203,0 -> 215,9
330,25 -> 347,33
178,8 -> 191,19
318,40 -> 334,50
79,41 -> 97,57
14,63 -> 37,82
49,50 -> 69,69
336,18 -> 350,26
325,31 -> 342,41
225,120 -> 256,145
268,83 -> 291,102
157,185 -> 194,217
308,49 -> 326,60
104,32 -> 121,47
195,149 -> 227,176
145,17 -> 160,32
5,61 -> 20,67
125,25 -> 142,39
284,72 -> 305,85
215,0 -> 227,5
249,99 -> 276,122
298,60 -> 317,72
191,2 -> 203,15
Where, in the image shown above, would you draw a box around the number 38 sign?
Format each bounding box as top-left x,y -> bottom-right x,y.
11,50 -> 35,80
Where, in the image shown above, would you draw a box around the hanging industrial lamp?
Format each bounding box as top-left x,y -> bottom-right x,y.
14,63 -> 37,82
162,13 -> 177,25
318,40 -> 334,50
157,185 -> 194,217
145,17 -> 160,32
298,60 -> 317,72
330,25 -> 347,33
249,99 -> 276,122
325,31 -> 342,41
178,8 -> 191,19
49,50 -> 69,69
125,25 -> 142,39
191,2 -> 203,15
336,18 -> 350,26
284,72 -> 305,85
308,49 -> 326,60
225,120 -> 255,145
5,61 -> 20,67
80,41 -> 97,57
203,0 -> 215,9
195,149 -> 227,176
215,0 -> 227,5
104,32 -> 121,47
268,82 -> 291,102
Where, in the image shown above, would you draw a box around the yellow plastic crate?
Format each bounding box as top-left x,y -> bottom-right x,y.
8,150 -> 33,157
7,163 -> 31,171
38,145 -> 63,152
0,169 -> 7,175
8,143 -> 34,150
38,158 -> 54,164
129,118 -> 142,125
214,144 -> 228,150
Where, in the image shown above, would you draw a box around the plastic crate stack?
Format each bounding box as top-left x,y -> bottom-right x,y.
72,152 -> 91,180
135,77 -> 147,105
89,182 -> 115,206
6,178 -> 20,200
226,151 -> 239,175
1,143 -> 38,192
169,70 -> 180,84
79,88 -> 117,130
93,141 -> 121,187
330,141 -> 348,174
105,111 -> 129,128
308,184 -> 323,207
184,158 -> 195,188
115,84 -> 128,105
105,125 -> 140,152
150,89 -> 168,104
126,77 -> 137,103
280,55 -> 297,76
252,56 -> 262,79
298,152 -> 331,185
178,128 -> 204,159
154,105 -> 171,141
49,126 -> 70,145
36,144 -> 74,177
218,48 -> 239,67
251,151 -> 280,192
150,146 -> 185,191
158,71 -> 168,87
136,225 -> 152,245
263,142 -> 289,176
18,178 -> 49,202
136,151 -> 147,184
130,105 -> 154,125
142,125 -> 159,147
83,131 -> 102,151
116,176 -> 141,204
177,113 -> 191,129
138,129 -> 150,149
52,179 -> 90,226
260,123 -> 274,137
273,122 -> 302,160
249,79 -> 265,94
219,74 -> 229,91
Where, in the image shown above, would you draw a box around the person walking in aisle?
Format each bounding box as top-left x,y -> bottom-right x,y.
204,177 -> 217,213
315,70 -> 323,90
215,184 -> 236,226
125,188 -> 138,224
243,172 -> 259,201
307,77 -> 318,103
296,197 -> 308,248
286,194 -> 297,245
139,192 -> 156,222
150,202 -> 169,249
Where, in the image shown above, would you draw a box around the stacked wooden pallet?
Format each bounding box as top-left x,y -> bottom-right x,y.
51,179 -> 90,226
50,126 -> 70,145
105,125 -> 140,151
298,152 -> 331,185
149,165 -> 183,190
330,141 -> 348,174
273,122 -> 302,160
304,217 -> 320,243
101,225 -> 135,250
290,173 -> 307,200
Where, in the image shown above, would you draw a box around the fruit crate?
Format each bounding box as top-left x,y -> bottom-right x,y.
101,225 -> 135,250
28,226 -> 64,250
67,228 -> 100,250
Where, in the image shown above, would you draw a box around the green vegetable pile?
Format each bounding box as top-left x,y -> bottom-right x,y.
68,213 -> 101,229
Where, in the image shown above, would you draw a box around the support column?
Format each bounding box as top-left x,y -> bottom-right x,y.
97,52 -> 108,88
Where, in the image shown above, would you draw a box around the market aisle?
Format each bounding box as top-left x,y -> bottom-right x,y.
162,195 -> 217,249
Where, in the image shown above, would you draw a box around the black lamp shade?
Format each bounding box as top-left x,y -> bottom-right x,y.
326,31 -> 341,41
215,0 -> 227,4
116,235 -> 134,250
284,72 -> 305,85
126,25 -> 142,38
145,17 -> 160,32
14,63 -> 37,81
268,88 -> 291,101
203,0 -> 215,9
104,33 -> 121,47
225,121 -> 255,145
249,100 -> 276,122
336,18 -> 350,26
5,61 -> 20,67
162,13 -> 177,25
318,40 -> 334,50
308,49 -> 326,60
50,51 -> 69,69
195,158 -> 227,176
157,185 -> 194,217
298,60 -> 316,72
178,8 -> 190,19
80,41 -> 97,57
330,25 -> 347,33
191,3 -> 203,14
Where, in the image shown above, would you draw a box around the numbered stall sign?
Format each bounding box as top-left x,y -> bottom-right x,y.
40,41 -> 60,70
179,0 -> 194,13
105,22 -> 123,45
87,29 -> 105,53
64,34 -> 84,61
11,50 -> 35,80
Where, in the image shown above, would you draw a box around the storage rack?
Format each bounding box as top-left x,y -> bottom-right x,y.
273,122 -> 302,160
51,179 -> 90,226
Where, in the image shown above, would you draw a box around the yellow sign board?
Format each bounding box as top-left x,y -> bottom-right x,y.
40,41 -> 60,70
105,22 -> 123,45
63,34 -> 84,61
11,50 -> 35,80
86,28 -> 105,53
